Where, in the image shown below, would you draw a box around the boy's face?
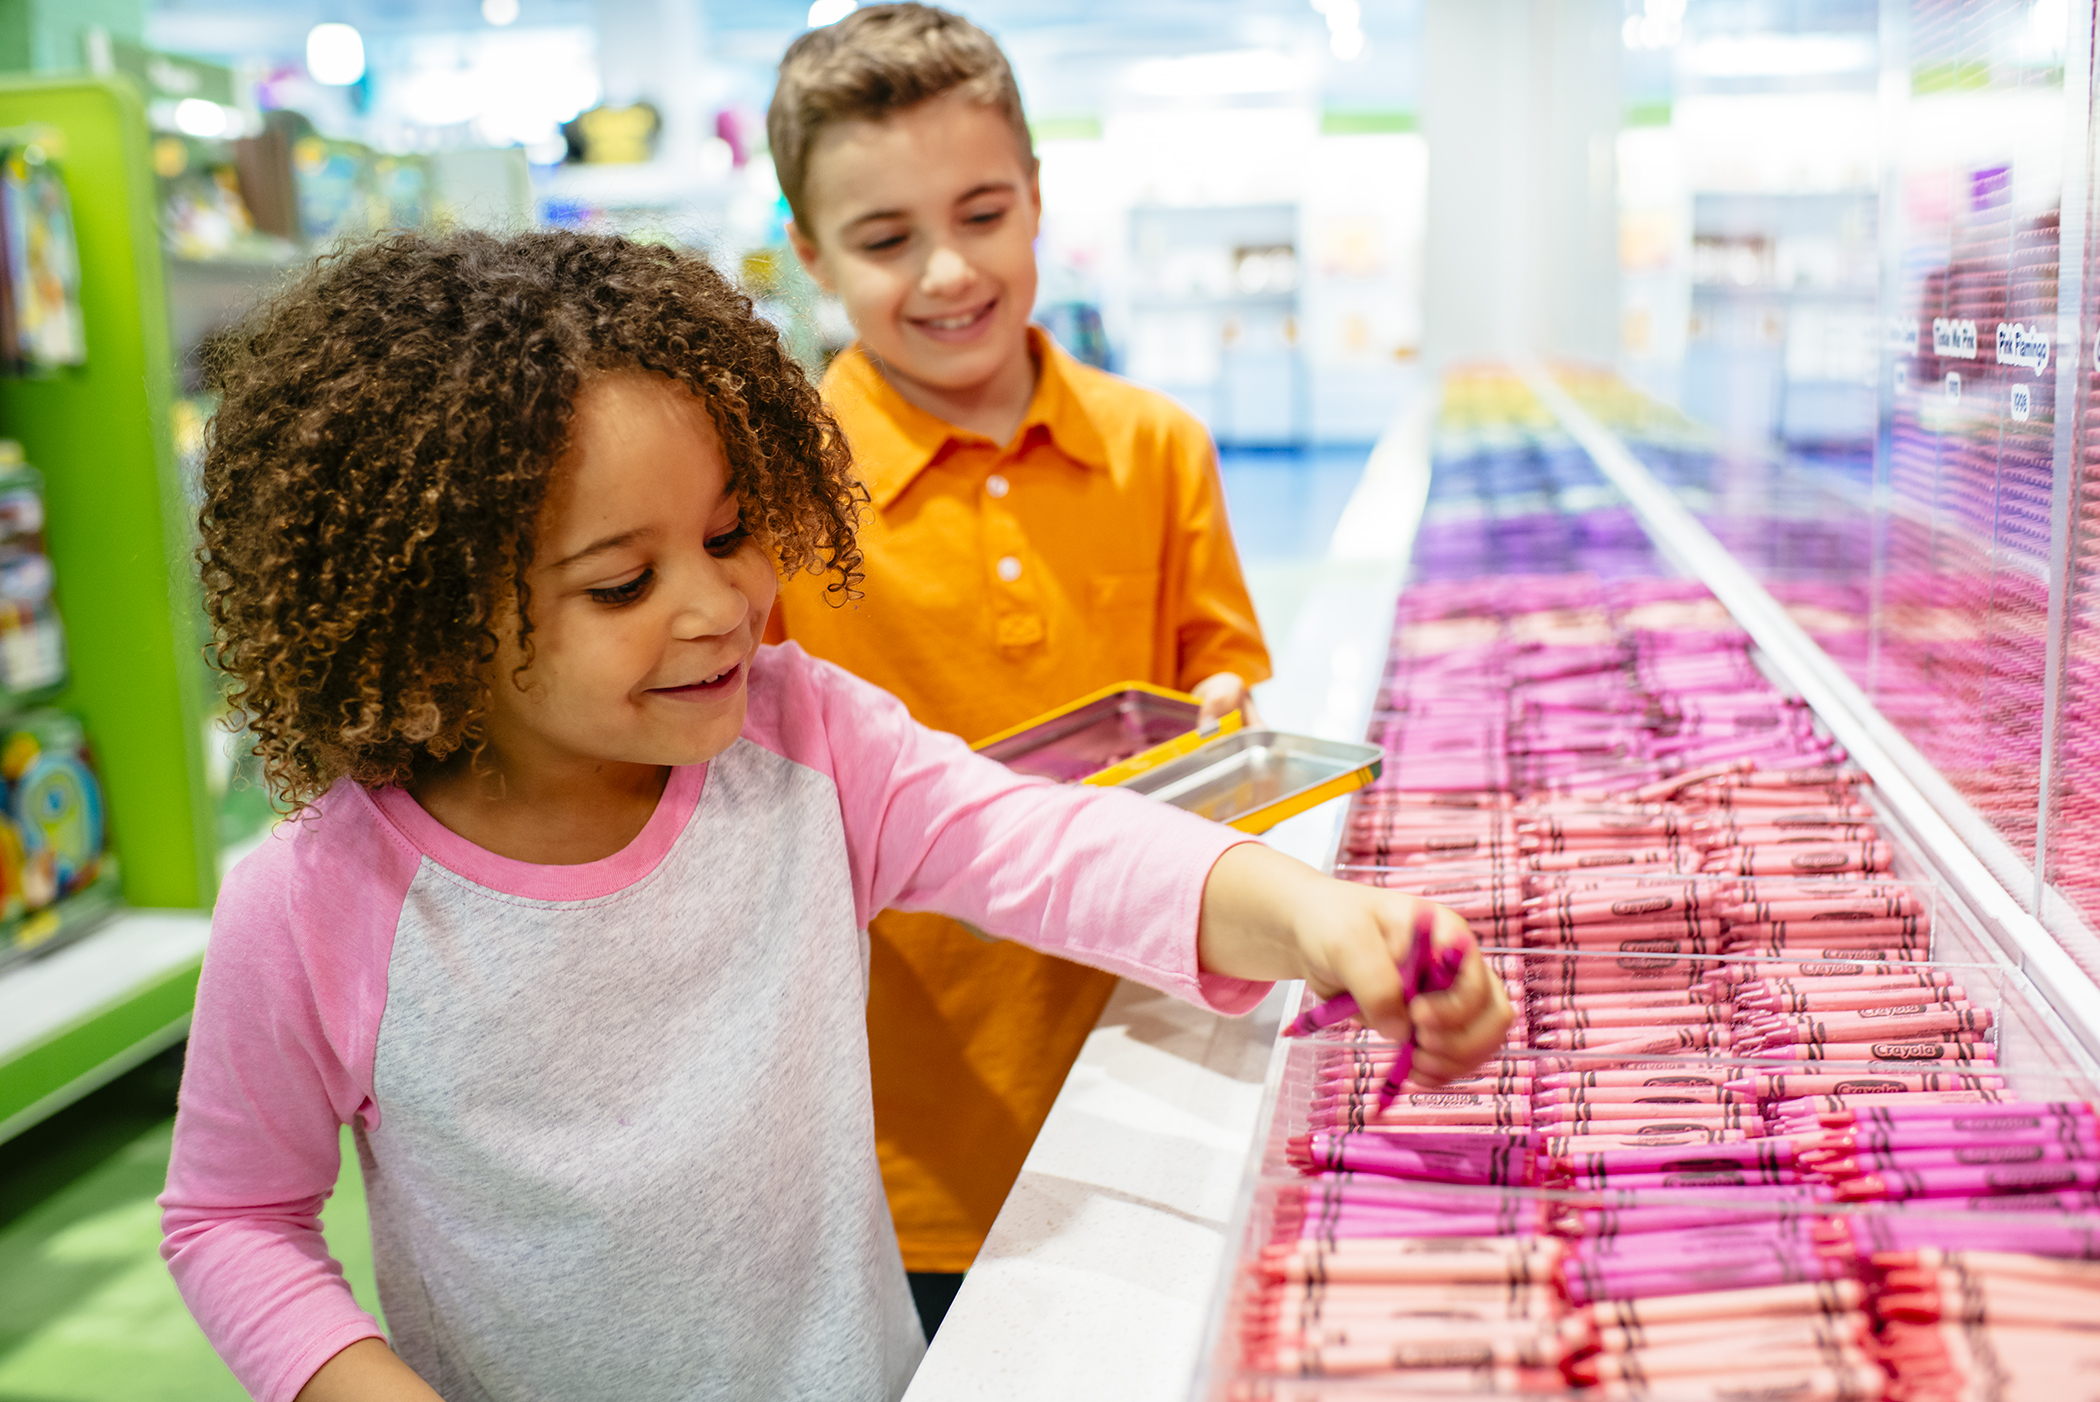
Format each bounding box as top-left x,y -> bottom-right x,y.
484,372 -> 777,776
789,91 -> 1040,400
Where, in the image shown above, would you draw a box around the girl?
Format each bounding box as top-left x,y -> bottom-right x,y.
159,230 -> 1509,1402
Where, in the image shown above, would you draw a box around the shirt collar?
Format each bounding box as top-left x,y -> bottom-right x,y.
823,326 -> 1111,511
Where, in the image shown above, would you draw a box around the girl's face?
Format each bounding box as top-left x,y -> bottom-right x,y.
484,372 -> 777,775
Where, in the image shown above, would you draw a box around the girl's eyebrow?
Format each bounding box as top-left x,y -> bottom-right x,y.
548,529 -> 647,571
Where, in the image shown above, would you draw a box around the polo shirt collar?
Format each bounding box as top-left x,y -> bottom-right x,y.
826,326 -> 1110,511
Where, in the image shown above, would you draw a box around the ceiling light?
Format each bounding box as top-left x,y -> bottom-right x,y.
173,98 -> 229,138
482,0 -> 521,25
306,23 -> 366,86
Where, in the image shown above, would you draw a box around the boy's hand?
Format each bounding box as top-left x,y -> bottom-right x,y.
1192,671 -> 1262,728
1197,843 -> 1511,1085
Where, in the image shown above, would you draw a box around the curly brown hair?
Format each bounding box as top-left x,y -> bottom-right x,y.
199,228 -> 862,807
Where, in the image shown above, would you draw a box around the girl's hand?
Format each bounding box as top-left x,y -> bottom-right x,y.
1191,671 -> 1262,728
1197,843 -> 1511,1085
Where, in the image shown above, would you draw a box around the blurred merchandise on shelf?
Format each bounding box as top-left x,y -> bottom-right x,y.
1035,300 -> 1110,370
153,132 -> 291,263
0,135 -> 84,372
0,708 -> 116,972
565,102 -> 661,166
0,439 -> 66,707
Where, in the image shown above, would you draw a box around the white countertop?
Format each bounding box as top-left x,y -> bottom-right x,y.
905,390 -> 1429,1400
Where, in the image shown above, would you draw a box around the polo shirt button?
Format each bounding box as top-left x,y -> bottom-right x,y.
996,555 -> 1022,582
986,473 -> 1010,498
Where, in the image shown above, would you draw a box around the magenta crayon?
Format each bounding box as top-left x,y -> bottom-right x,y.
1288,1130 -> 1535,1181
1834,1161 -> 2100,1201
1553,1139 -> 1795,1179
1810,1145 -> 2098,1181
1371,927 -> 1470,1113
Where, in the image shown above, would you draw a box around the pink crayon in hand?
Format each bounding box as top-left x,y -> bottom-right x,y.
1373,916 -> 1471,1113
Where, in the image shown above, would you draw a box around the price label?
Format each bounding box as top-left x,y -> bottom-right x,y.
1995,322 -> 2050,373
1933,317 -> 1979,358
2011,383 -> 2032,421
1945,371 -> 1962,404
1894,363 -> 1910,395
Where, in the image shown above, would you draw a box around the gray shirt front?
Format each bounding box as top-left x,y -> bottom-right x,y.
361,741 -> 923,1401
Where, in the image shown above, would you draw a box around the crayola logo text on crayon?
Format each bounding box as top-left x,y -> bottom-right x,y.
1826,949 -> 1890,959
1985,1165 -> 2081,1189
1856,1005 -> 1929,1018
1408,1094 -> 1481,1107
1425,836 -> 1481,853
1643,1076 -> 1718,1087
1791,851 -> 1850,870
1661,1171 -> 1746,1186
1662,1158 -> 1752,1173
1834,1080 -> 1907,1095
1617,956 -> 1676,970
1634,1096 -> 1699,1104
1619,938 -> 1679,954
1611,896 -> 1673,916
1874,1043 -> 1949,1059
1578,854 -> 1636,867
1955,1145 -> 2046,1164
1802,963 -> 1865,975
1952,1115 -> 2045,1132
1966,1192 -> 2078,1210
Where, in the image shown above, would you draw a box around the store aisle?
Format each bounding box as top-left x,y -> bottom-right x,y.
1214,444 -> 1371,645
0,1050 -> 379,1401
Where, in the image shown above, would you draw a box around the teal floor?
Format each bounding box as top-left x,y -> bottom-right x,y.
0,1047 -> 378,1401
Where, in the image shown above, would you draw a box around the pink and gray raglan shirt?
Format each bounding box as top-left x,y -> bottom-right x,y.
159,642 -> 1268,1402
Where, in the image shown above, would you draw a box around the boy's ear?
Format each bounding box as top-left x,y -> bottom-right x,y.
785,219 -> 836,295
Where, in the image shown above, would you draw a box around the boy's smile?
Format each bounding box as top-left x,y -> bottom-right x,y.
413,371 -> 776,863
788,90 -> 1042,443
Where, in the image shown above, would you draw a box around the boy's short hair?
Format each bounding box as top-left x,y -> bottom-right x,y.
769,3 -> 1036,230
199,229 -> 862,806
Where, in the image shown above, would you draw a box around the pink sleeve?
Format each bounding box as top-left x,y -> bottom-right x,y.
159,790 -> 422,1402
745,644 -> 1272,1014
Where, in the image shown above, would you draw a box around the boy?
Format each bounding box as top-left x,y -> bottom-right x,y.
766,3 -> 1271,1333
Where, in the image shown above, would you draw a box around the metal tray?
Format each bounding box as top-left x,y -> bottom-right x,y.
1118,730 -> 1384,834
975,682 -> 1216,784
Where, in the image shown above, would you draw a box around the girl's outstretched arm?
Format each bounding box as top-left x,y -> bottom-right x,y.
295,1340 -> 444,1402
1197,843 -> 1512,1085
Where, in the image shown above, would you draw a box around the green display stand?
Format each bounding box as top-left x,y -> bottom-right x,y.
0,76 -> 219,1146
0,74 -> 216,912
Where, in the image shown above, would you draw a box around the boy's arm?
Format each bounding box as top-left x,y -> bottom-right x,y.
1164,428 -> 1271,705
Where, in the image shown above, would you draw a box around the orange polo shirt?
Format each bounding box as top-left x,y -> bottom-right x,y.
767,328 -> 1270,1272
